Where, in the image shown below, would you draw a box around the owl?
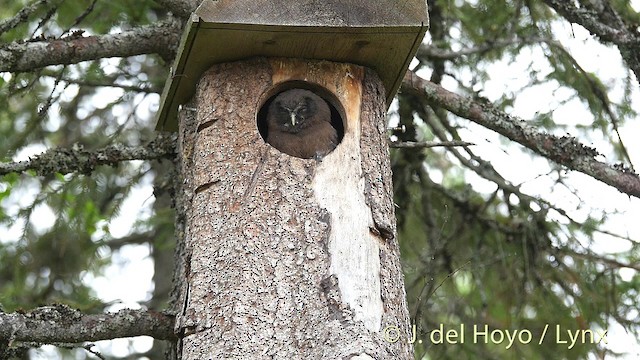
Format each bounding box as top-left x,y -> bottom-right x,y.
266,89 -> 338,159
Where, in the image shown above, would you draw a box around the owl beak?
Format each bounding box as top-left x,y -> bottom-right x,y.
290,113 -> 297,126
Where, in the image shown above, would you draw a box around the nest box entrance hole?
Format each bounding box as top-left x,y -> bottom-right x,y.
257,81 -> 346,159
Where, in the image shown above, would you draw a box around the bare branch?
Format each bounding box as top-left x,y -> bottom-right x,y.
560,248 -> 640,272
0,133 -> 177,176
0,305 -> 176,344
0,0 -> 53,36
389,140 -> 475,149
543,0 -> 627,42
105,231 -> 157,250
36,68 -> 161,93
402,71 -> 640,198
0,18 -> 182,72
52,76 -> 159,93
417,36 -> 550,61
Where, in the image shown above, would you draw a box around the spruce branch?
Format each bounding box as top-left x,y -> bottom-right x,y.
0,133 -> 177,176
0,304 -> 176,345
0,18 -> 181,72
402,71 -> 640,198
542,0 -> 640,83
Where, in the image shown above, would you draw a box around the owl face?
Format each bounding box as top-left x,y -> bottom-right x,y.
265,88 -> 338,159
268,89 -> 326,133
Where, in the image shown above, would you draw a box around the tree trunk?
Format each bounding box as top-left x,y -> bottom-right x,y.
174,57 -> 412,359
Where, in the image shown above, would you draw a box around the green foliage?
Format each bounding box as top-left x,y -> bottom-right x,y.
0,169 -> 146,312
0,1 -> 172,356
391,1 -> 640,359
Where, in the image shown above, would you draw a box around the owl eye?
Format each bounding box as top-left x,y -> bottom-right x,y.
298,106 -> 311,117
280,105 -> 294,113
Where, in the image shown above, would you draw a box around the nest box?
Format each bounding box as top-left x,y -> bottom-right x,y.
156,0 -> 429,131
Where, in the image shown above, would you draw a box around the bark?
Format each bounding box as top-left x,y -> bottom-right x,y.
0,132 -> 176,176
0,305 -> 175,343
174,58 -> 412,359
0,18 -> 181,72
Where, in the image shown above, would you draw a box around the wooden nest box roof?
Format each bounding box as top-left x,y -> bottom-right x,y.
156,0 -> 429,131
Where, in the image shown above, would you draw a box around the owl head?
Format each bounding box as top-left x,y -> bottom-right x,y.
267,89 -> 330,133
